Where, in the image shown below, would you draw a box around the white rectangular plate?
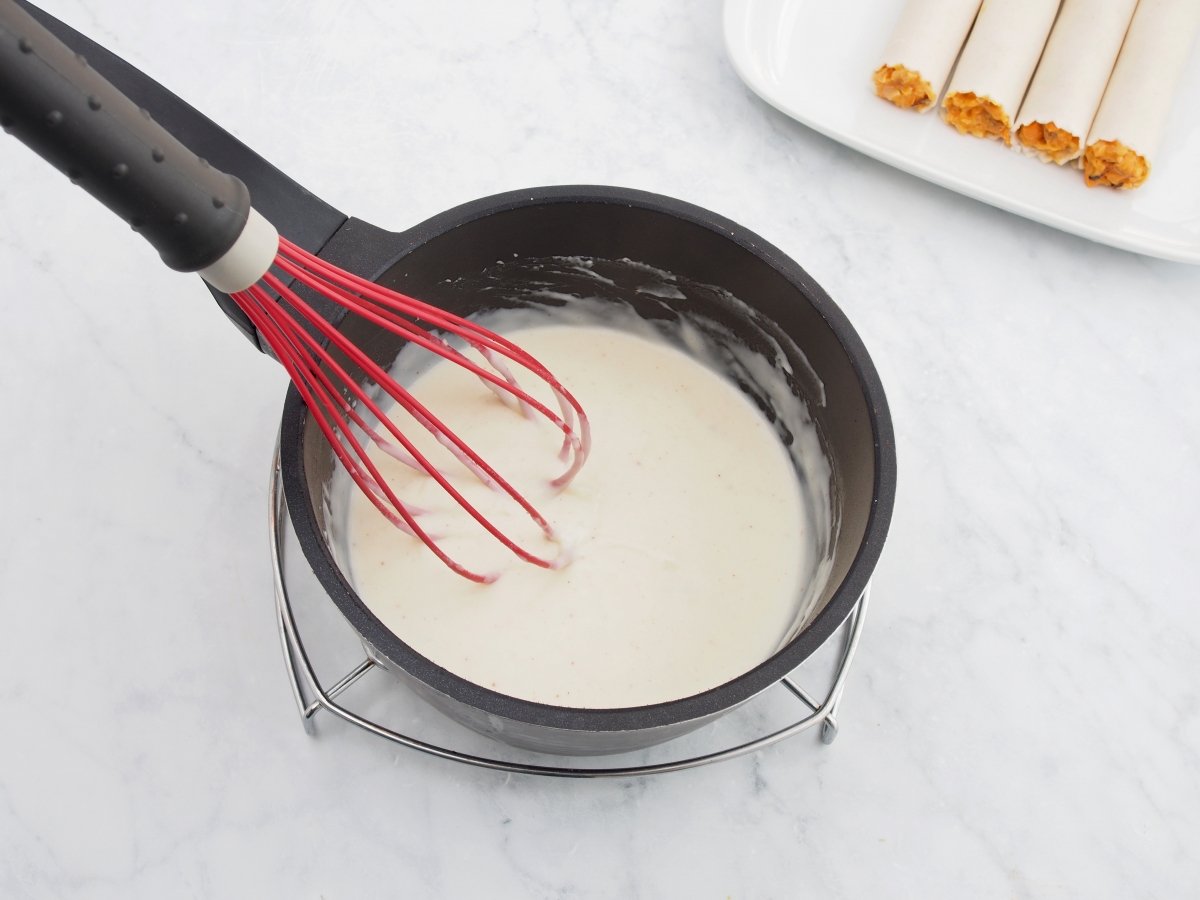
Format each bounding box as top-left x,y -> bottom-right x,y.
723,0 -> 1200,264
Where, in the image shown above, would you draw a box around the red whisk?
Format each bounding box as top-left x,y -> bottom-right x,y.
234,237 -> 590,583
0,0 -> 589,582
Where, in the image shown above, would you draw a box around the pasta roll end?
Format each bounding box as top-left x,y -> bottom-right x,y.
1083,140 -> 1150,189
1016,122 -> 1082,165
873,64 -> 937,112
943,92 -> 1012,145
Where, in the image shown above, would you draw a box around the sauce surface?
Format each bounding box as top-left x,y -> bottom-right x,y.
343,322 -> 820,708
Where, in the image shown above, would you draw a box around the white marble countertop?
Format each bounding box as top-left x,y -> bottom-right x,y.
2,1 -> 1198,896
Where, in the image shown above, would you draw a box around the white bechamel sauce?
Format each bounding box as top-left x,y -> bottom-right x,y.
336,272 -> 833,709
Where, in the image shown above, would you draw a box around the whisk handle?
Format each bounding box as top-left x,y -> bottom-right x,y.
0,0 -> 250,272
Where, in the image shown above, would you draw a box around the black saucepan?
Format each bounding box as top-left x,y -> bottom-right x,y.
14,2 -> 896,756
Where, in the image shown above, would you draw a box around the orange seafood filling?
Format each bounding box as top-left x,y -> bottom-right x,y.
1083,140 -> 1150,190
942,92 -> 1011,145
873,64 -> 935,111
1016,121 -> 1080,164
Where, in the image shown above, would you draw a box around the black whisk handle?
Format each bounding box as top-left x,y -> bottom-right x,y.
0,0 -> 251,272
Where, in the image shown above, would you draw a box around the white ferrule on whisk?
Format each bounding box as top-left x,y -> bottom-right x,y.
198,208 -> 279,293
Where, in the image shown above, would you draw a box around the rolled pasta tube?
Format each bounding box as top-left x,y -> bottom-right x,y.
942,0 -> 1062,145
1083,0 -> 1200,189
873,0 -> 983,112
1014,0 -> 1139,165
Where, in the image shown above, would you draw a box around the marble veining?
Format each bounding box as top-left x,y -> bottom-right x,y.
1,0 -> 1198,897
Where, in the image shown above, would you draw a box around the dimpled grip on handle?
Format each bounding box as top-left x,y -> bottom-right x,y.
0,0 -> 252,272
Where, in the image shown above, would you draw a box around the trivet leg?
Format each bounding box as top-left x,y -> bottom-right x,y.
268,441 -> 320,737
820,717 -> 838,744
277,596 -> 318,736
816,586 -> 870,746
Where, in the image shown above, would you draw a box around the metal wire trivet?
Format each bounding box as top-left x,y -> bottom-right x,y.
269,449 -> 870,777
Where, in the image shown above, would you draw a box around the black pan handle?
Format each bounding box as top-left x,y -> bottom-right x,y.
0,0 -> 252,271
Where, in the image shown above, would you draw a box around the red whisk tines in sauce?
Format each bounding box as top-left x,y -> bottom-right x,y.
230,237 -> 591,584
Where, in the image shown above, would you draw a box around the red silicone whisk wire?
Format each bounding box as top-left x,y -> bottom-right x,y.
274,239 -> 591,481
228,239 -> 592,581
